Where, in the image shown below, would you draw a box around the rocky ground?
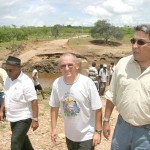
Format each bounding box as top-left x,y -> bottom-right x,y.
0,37 -> 130,149
0,95 -> 118,150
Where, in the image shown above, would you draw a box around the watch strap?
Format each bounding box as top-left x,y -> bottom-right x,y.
32,117 -> 38,121
95,129 -> 103,134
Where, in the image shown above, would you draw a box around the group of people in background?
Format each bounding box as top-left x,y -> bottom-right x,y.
88,61 -> 115,96
0,23 -> 150,150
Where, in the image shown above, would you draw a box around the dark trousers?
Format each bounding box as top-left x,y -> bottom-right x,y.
10,118 -> 34,150
0,92 -> 4,106
66,137 -> 94,150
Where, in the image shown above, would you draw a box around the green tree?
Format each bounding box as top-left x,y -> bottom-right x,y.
91,20 -> 123,43
51,24 -> 61,38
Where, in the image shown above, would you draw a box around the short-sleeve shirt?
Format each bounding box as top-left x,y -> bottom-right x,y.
99,68 -> 108,82
49,74 -> 102,141
4,71 -> 37,122
105,55 -> 150,126
0,68 -> 7,92
88,66 -> 98,81
32,69 -> 40,86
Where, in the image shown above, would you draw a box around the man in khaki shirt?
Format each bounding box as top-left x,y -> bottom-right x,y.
103,24 -> 150,150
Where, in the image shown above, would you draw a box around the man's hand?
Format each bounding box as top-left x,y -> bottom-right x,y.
103,121 -> 111,140
31,120 -> 39,131
93,132 -> 101,146
51,128 -> 58,144
0,110 -> 4,121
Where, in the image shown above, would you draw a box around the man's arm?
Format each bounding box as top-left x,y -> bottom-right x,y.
93,108 -> 103,146
51,107 -> 59,143
31,100 -> 39,131
32,72 -> 37,81
0,99 -> 5,121
103,100 -> 114,139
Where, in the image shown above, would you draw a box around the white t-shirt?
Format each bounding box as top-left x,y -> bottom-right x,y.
0,68 -> 7,92
4,71 -> 37,122
49,74 -> 102,142
109,65 -> 116,76
99,68 -> 108,82
32,69 -> 40,86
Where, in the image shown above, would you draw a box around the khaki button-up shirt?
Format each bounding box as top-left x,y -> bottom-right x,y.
105,55 -> 150,126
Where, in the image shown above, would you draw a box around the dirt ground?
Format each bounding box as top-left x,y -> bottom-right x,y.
0,96 -> 118,150
0,37 -> 131,73
0,37 -> 131,150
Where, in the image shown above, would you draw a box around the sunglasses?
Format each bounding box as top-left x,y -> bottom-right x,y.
60,63 -> 74,69
130,38 -> 150,45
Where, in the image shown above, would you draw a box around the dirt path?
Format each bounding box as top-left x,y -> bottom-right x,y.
0,97 -> 118,150
19,39 -> 70,65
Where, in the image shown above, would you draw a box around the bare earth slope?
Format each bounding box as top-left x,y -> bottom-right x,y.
0,98 -> 118,150
0,38 -> 131,150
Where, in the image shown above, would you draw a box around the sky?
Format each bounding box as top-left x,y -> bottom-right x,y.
0,0 -> 150,27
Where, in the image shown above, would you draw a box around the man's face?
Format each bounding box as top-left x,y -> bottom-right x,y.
59,56 -> 79,78
5,65 -> 21,80
132,31 -> 150,64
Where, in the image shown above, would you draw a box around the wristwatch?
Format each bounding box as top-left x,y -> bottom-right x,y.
103,117 -> 110,122
95,129 -> 103,134
32,117 -> 38,121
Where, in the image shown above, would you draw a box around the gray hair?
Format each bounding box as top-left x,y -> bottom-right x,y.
58,53 -> 78,65
135,24 -> 150,37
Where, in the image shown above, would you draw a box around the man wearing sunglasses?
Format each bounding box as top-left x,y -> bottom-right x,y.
0,56 -> 39,150
49,53 -> 103,150
103,24 -> 150,150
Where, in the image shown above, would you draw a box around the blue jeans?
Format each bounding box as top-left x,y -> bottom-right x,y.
10,118 -> 34,150
111,115 -> 150,150
0,92 -> 4,107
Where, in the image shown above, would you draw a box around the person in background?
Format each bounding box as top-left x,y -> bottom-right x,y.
32,64 -> 45,99
88,62 -> 99,91
0,66 -> 7,119
108,62 -> 115,85
0,56 -> 39,150
99,64 -> 108,96
49,53 -> 103,150
98,64 -> 103,93
103,24 -> 150,150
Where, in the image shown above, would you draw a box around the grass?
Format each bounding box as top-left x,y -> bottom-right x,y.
0,122 -> 6,130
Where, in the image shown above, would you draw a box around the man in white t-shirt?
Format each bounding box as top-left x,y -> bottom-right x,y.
0,67 -> 7,107
99,64 -> 108,96
109,62 -> 115,85
0,66 -> 7,119
0,56 -> 39,150
32,64 -> 45,99
49,53 -> 103,150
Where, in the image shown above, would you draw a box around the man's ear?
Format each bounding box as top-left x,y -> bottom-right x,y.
75,62 -> 80,70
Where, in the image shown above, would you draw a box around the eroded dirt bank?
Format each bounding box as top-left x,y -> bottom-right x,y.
0,38 -> 131,74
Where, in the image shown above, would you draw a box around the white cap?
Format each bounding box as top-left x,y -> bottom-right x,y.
103,64 -> 107,67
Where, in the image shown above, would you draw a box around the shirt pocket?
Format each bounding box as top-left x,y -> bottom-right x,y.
12,90 -> 24,102
142,82 -> 150,97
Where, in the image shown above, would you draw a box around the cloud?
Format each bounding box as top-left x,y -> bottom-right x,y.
103,0 -> 134,14
3,15 -> 16,19
0,0 -> 150,27
85,6 -> 112,17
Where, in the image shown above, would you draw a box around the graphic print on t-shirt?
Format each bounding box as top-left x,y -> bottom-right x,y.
63,94 -> 80,117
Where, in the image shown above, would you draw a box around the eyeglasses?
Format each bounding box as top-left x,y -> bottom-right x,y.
130,38 -> 150,45
60,63 -> 74,69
